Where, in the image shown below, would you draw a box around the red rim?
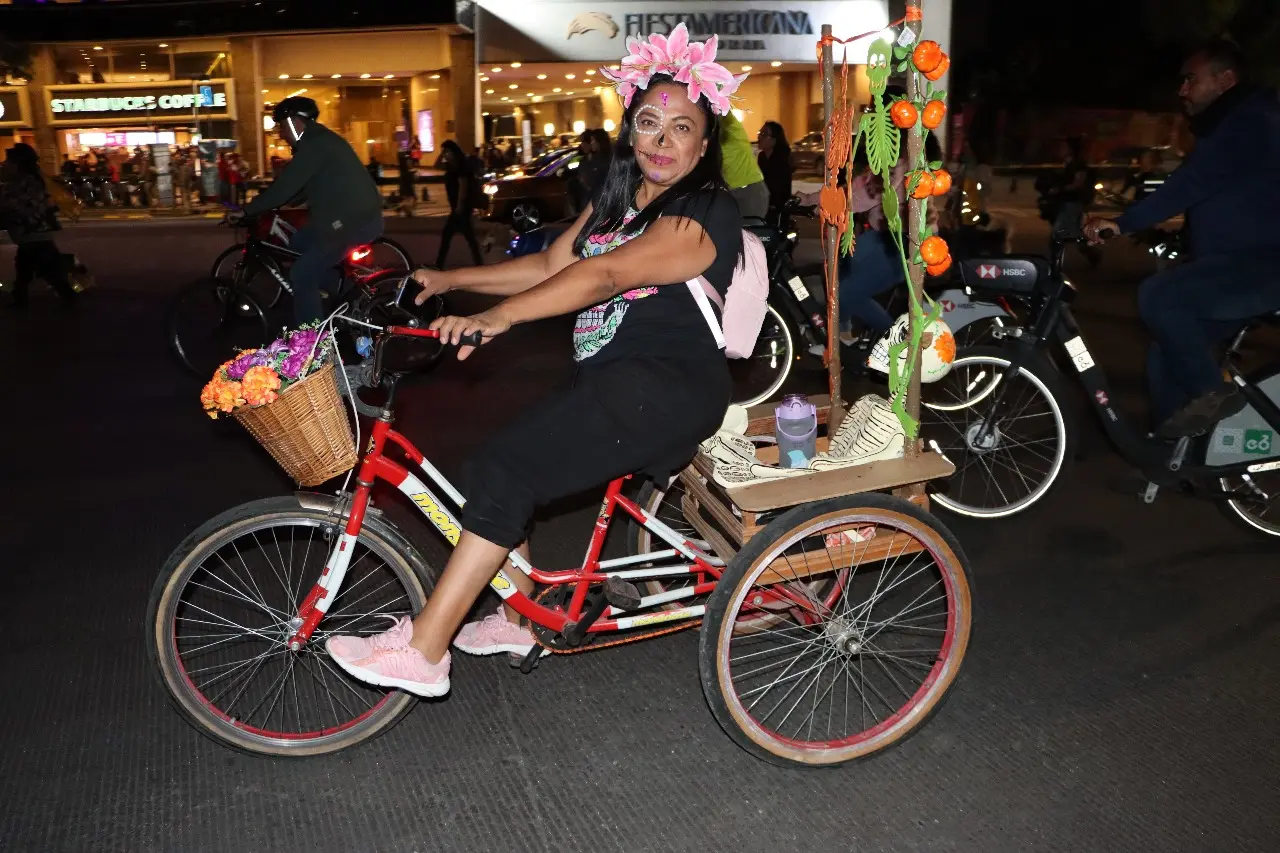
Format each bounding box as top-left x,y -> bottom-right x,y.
725,522 -> 958,753
171,625 -> 390,742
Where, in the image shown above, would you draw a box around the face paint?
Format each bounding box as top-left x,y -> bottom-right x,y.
660,91 -> 669,107
633,104 -> 665,135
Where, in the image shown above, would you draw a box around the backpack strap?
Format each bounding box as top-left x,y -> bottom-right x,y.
686,277 -> 726,350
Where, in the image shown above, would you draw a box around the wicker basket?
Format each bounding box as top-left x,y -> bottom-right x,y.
233,362 -> 358,486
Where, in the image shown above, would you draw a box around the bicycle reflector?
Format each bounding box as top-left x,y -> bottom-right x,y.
349,246 -> 372,262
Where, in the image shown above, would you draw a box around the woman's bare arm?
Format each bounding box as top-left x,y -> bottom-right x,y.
497,215 -> 717,325
418,205 -> 594,298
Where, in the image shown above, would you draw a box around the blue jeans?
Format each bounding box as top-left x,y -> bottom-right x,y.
1139,254 -> 1280,425
289,218 -> 384,325
837,229 -> 903,336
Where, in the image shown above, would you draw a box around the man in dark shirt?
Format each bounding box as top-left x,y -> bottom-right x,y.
238,96 -> 384,324
1086,40 -> 1280,436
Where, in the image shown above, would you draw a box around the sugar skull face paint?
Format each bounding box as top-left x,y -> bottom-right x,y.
633,105 -> 664,135
630,82 -> 710,190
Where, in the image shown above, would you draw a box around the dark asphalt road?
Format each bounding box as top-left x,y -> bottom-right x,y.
1,215 -> 1278,853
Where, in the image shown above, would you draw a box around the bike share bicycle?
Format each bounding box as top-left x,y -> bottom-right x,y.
168,207 -> 438,379
916,211 -> 1280,536
148,301 -> 973,767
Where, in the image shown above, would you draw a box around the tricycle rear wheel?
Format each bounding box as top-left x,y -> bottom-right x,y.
699,493 -> 972,767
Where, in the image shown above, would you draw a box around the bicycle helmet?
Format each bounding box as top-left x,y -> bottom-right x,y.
272,96 -> 320,125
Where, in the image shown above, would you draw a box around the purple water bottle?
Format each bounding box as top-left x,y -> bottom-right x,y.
774,394 -> 817,468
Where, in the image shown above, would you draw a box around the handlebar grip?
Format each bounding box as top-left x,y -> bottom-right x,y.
384,325 -> 485,347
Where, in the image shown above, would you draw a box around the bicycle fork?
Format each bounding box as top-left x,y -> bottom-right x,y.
287,494 -> 372,650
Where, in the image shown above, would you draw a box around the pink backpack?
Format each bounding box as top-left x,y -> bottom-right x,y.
687,230 -> 769,358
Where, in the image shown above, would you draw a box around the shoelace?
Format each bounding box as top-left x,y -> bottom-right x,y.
365,615 -> 412,652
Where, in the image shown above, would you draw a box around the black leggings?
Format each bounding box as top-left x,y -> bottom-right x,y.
12,240 -> 76,305
461,356 -> 731,549
435,209 -> 483,269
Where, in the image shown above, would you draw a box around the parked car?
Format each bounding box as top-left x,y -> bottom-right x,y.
791,131 -> 825,173
482,148 -> 582,224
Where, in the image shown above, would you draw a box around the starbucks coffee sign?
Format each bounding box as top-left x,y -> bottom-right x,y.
46,81 -> 234,125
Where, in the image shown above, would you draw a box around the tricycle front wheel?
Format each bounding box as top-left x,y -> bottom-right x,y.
699,492 -> 973,767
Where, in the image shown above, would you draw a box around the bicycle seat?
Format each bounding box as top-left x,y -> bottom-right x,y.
959,256 -> 1051,295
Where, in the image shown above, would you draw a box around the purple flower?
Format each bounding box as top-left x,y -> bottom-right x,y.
226,350 -> 268,380
278,350 -> 310,380
287,329 -> 320,353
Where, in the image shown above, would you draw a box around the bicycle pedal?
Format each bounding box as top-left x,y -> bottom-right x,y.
603,577 -> 643,611
512,646 -> 545,673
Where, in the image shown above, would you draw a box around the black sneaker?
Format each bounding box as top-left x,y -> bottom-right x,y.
1155,388 -> 1248,439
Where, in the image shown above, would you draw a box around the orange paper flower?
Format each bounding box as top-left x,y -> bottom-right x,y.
201,378 -> 245,416
241,366 -> 282,407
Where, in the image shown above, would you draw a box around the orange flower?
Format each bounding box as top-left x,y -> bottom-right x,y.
924,54 -> 950,82
933,328 -> 956,364
921,235 -> 949,266
201,378 -> 245,415
241,366 -> 282,407
922,100 -> 947,130
911,41 -> 943,74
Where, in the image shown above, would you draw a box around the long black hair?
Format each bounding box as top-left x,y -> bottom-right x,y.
573,74 -> 729,257
438,139 -> 470,175
4,143 -> 41,177
760,120 -> 790,160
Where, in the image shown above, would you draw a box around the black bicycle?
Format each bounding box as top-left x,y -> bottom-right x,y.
169,210 -> 436,378
918,216 -> 1280,538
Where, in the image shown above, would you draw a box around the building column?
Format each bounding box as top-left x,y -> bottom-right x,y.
447,33 -> 477,152
27,45 -> 59,167
228,36 -> 262,174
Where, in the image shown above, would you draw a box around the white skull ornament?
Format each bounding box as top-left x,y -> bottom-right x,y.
866,313 -> 956,384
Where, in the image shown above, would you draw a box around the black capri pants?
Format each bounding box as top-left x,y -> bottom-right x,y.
460,356 -> 731,549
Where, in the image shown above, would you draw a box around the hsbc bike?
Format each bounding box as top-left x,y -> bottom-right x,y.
917,222 -> 1280,538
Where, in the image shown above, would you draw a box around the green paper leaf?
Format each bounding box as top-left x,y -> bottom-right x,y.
929,160 -> 943,170
881,182 -> 901,233
893,45 -> 909,60
932,89 -> 948,101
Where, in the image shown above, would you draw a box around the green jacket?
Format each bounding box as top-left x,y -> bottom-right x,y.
244,123 -> 382,232
719,112 -> 764,190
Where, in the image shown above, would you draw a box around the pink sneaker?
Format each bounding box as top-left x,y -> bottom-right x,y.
453,612 -> 537,656
325,614 -> 414,662
325,616 -> 450,698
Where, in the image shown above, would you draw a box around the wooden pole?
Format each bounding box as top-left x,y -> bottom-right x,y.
820,23 -> 844,436
902,1 -> 925,458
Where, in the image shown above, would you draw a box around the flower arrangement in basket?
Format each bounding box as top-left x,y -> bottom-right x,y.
200,324 -> 358,486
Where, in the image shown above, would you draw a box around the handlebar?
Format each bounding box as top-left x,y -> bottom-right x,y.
384,325 -> 486,348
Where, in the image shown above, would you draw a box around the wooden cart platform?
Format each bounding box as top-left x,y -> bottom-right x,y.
677,395 -> 954,560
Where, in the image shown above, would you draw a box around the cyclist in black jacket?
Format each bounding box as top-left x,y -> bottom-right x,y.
238,97 -> 384,324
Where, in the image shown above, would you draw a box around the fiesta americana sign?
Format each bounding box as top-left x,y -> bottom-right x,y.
621,10 -> 814,38
479,1 -> 883,63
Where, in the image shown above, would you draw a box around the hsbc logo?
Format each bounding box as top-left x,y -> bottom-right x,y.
977,264 -> 1000,279
1004,267 -> 1029,276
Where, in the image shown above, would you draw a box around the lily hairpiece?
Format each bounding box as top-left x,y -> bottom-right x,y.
599,22 -> 748,116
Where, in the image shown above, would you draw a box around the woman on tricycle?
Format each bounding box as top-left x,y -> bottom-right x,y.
326,26 -> 748,697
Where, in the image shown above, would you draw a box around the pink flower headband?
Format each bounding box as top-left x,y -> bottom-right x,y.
599,22 -> 747,117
